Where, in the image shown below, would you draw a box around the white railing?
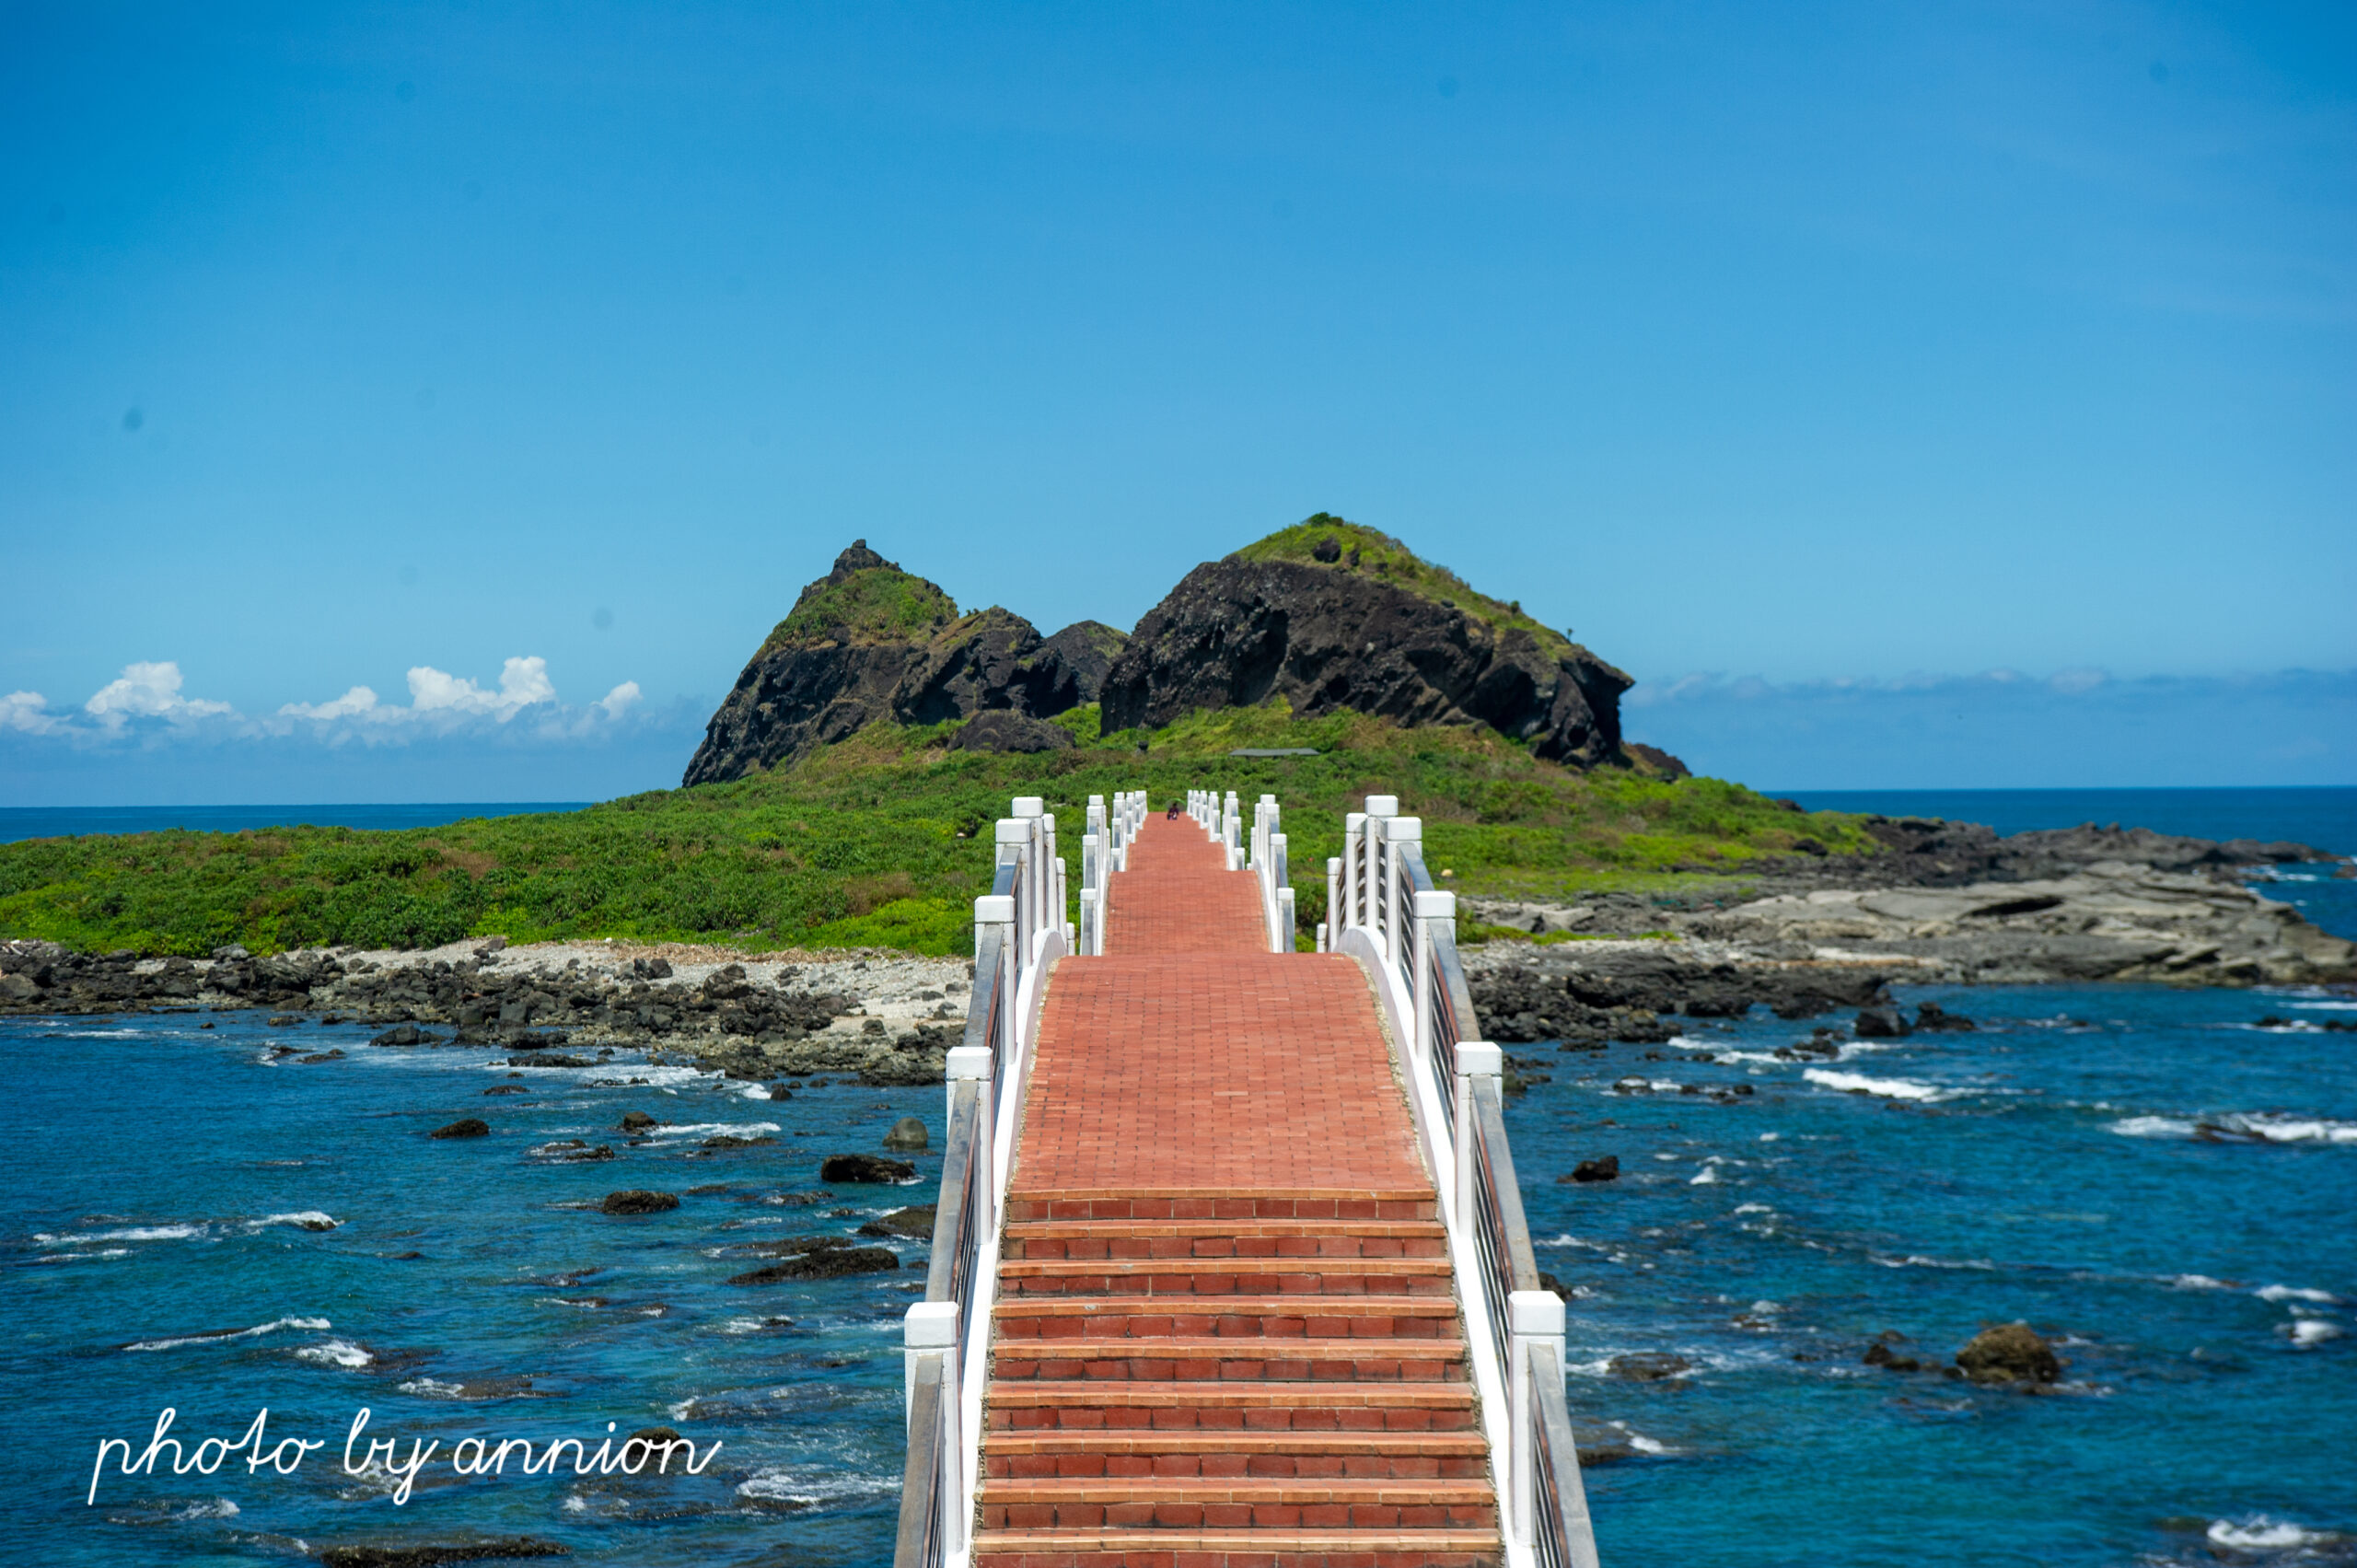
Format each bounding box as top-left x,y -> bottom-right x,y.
894,789 -> 1140,1568
1183,787 -> 1293,953
1330,795 -> 1600,1568
1078,790 -> 1148,956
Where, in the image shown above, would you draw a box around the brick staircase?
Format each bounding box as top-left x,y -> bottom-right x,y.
972,1191 -> 1504,1568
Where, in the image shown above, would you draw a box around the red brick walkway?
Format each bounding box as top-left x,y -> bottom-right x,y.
976,814 -> 1498,1567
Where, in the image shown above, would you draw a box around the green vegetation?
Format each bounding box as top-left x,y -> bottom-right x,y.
1237,515 -> 1585,656
759,562 -> 958,656
0,701 -> 1874,959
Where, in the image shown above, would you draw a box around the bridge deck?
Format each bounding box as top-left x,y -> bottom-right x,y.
975,816 -> 1502,1568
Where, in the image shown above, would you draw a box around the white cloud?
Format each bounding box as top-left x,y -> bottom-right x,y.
2,691 -> 60,735
278,686 -> 380,721
407,656 -> 557,721
82,662 -> 235,729
3,655 -> 651,752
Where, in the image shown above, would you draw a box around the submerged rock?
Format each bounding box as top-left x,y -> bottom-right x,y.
1606,1353 -> 1691,1382
1561,1156 -> 1620,1184
599,1190 -> 680,1215
319,1541 -> 569,1568
727,1247 -> 900,1283
429,1119 -> 490,1140
860,1204 -> 937,1239
1955,1322 -> 2062,1386
820,1153 -> 916,1184
881,1116 -> 929,1152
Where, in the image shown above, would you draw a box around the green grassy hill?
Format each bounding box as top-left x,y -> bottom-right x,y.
0,703 -> 1873,958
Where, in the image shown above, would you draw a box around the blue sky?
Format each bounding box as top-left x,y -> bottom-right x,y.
4,1 -> 2351,800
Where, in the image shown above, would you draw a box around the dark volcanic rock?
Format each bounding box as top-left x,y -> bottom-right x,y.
1561,1156 -> 1620,1184
430,1118 -> 490,1140
1606,1353 -> 1691,1382
319,1541 -> 569,1568
860,1203 -> 937,1238
947,710 -> 1075,755
1099,518 -> 1635,767
728,1247 -> 900,1283
1039,621 -> 1130,703
1913,1001 -> 1977,1033
1854,1005 -> 1911,1039
820,1153 -> 916,1184
1955,1321 -> 2062,1386
881,1116 -> 930,1151
599,1190 -> 680,1215
680,542 -> 1086,784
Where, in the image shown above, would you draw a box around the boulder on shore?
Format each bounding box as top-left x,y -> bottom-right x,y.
599,1190 -> 680,1215
1954,1321 -> 2062,1386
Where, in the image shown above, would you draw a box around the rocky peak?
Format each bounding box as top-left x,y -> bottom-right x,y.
757,540 -> 958,656
683,542 -> 1086,786
1099,514 -> 1643,769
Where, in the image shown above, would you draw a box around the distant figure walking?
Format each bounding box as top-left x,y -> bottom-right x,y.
1165,803 -> 1182,820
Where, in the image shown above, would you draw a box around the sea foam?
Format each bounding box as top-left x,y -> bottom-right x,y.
1803,1068 -> 1947,1101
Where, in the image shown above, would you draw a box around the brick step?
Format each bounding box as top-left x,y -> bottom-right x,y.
1004,1218 -> 1448,1261
985,1431 -> 1488,1481
981,1476 -> 1497,1532
991,1338 -> 1468,1383
972,1526 -> 1501,1568
1000,1257 -> 1455,1297
1005,1192 -> 1439,1225
996,1296 -> 1459,1341
988,1381 -> 1478,1433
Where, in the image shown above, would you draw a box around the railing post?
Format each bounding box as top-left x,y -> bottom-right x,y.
1508,1288 -> 1566,1551
1339,821 -> 1362,933
1412,882 -> 1449,1058
1363,796 -> 1397,948
946,1043 -> 994,1240
976,891 -> 1016,1061
904,1300 -> 962,1551
1454,1041 -> 1497,1225
1278,887 -> 1295,952
1381,814 -> 1422,969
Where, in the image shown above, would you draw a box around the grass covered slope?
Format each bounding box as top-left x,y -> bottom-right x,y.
1237,515 -> 1582,659
0,704 -> 1872,958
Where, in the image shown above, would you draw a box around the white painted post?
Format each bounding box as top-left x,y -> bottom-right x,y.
1326,854 -> 1343,944
1340,820 -> 1363,934
975,891 -> 1016,1057
903,1300 -> 962,1551
993,820 -> 1030,962
1507,1288 -> 1566,1550
1382,814 -> 1421,969
1453,1040 -> 1499,1225
946,1044 -> 994,1242
1316,921 -> 1329,953
1278,886 -> 1295,952
1364,796 -> 1398,950
1412,881 -> 1449,1060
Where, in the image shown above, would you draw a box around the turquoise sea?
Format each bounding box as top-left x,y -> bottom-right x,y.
2,789 -> 2351,1565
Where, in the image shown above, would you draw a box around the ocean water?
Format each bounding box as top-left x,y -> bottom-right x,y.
0,805 -> 586,843
3,788 -> 2351,1565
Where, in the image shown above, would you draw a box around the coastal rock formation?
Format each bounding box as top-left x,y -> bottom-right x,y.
681,542 -> 1087,784
947,710 -> 1075,754
1696,863 -> 2357,987
1100,517 -> 1639,767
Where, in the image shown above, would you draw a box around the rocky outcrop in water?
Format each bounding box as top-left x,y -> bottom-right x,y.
680,542 -> 1091,784
1099,517 -> 1640,767
0,938 -> 969,1086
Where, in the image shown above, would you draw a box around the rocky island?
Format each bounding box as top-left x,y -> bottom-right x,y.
1,514 -> 2349,1052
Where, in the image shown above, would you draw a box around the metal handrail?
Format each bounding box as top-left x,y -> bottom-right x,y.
1528,1342 -> 1600,1568
1469,1074 -> 1541,1369
893,1352 -> 946,1568
923,1081 -> 985,1347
